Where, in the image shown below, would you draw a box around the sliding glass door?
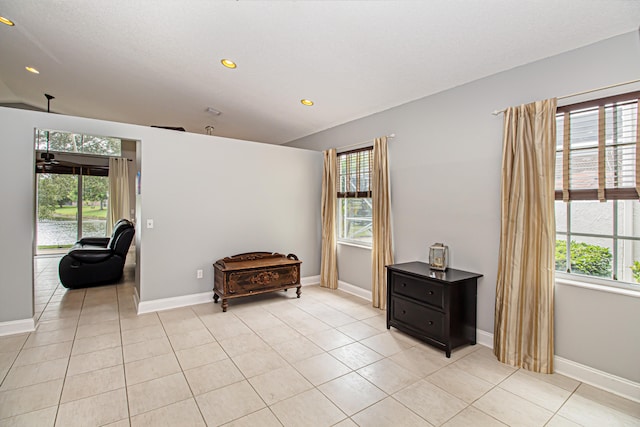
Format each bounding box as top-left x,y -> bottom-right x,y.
36,173 -> 79,252
36,171 -> 108,254
81,175 -> 109,239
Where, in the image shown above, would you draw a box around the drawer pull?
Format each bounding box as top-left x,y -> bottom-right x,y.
428,321 -> 434,326
402,310 -> 406,314
402,283 -> 407,287
427,290 -> 434,295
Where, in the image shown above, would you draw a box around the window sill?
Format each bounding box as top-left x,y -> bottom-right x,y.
337,241 -> 372,250
555,274 -> 640,298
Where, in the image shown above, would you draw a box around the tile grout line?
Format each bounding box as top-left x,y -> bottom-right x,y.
427,353 -> 517,427
229,298 -> 403,426
155,306 -> 208,425
52,281 -> 85,427
542,386 -> 584,427
212,307 -> 290,426
240,309 -> 346,427
116,280 -> 134,425
494,366 -> 580,423
368,346 -> 476,425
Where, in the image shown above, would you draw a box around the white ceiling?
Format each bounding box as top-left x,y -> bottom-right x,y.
0,1 -> 639,144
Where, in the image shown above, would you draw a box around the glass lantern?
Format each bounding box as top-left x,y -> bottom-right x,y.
429,243 -> 449,271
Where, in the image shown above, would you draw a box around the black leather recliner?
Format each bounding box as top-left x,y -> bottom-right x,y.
59,219 -> 135,289
68,218 -> 130,250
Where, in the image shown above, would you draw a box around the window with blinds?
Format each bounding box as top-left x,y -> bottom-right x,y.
337,147 -> 373,246
337,147 -> 372,198
555,92 -> 640,201
554,91 -> 640,287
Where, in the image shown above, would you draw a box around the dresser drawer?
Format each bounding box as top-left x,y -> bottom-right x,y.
391,298 -> 444,341
391,272 -> 444,309
387,262 -> 481,358
227,265 -> 299,293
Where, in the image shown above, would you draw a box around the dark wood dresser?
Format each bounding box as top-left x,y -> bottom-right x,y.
386,262 -> 482,357
213,252 -> 302,312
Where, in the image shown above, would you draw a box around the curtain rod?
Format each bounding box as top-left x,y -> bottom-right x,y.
335,133 -> 395,151
491,78 -> 640,115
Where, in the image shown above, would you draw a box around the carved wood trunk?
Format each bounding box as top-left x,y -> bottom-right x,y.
213,252 -> 302,312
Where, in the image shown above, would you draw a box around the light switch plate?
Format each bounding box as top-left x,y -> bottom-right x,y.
146,219 -> 154,229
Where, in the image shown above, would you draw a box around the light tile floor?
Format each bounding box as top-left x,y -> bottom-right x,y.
0,256 -> 638,426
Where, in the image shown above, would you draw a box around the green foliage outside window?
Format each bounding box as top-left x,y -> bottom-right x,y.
38,174 -> 76,219
630,261 -> 640,283
36,130 -> 121,156
37,174 -> 108,220
555,240 -> 612,277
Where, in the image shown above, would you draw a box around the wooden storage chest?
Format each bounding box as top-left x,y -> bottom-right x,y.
213,251 -> 302,312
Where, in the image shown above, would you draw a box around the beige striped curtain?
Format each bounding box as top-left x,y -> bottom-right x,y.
494,98 -> 557,373
371,137 -> 394,309
106,157 -> 131,235
320,149 -> 338,289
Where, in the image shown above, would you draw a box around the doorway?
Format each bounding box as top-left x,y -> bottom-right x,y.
34,128 -> 120,255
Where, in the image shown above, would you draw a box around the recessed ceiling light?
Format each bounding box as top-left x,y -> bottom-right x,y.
301,99 -> 314,106
221,59 -> 237,69
25,66 -> 40,74
0,16 -> 15,26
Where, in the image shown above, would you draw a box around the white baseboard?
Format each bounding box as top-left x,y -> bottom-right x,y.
476,329 -> 494,349
301,275 -> 320,286
338,280 -> 372,301
301,276 -> 372,301
137,291 -> 214,315
554,356 -> 640,403
300,276 -> 373,302
0,316 -> 36,336
138,277 -> 320,315
474,329 -> 639,402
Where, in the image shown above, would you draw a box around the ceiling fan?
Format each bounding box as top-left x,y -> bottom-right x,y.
35,94 -> 60,170
33,93 -> 109,175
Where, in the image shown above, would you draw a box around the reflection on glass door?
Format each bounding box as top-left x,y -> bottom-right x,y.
36,172 -> 109,254
81,175 -> 109,239
36,173 -> 79,253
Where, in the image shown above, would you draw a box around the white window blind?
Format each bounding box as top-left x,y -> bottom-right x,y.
337,147 -> 372,198
555,92 -> 640,201
336,147 -> 373,245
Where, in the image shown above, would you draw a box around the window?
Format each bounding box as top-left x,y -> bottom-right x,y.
36,129 -> 121,156
555,92 -> 640,286
337,147 -> 373,246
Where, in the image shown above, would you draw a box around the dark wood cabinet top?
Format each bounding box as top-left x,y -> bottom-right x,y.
214,252 -> 301,272
386,261 -> 482,284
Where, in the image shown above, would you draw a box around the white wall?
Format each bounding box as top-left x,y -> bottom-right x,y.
337,244 -> 372,290
555,283 -> 640,382
138,126 -> 322,301
0,110 -> 35,323
0,107 -> 322,323
286,32 -> 640,383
